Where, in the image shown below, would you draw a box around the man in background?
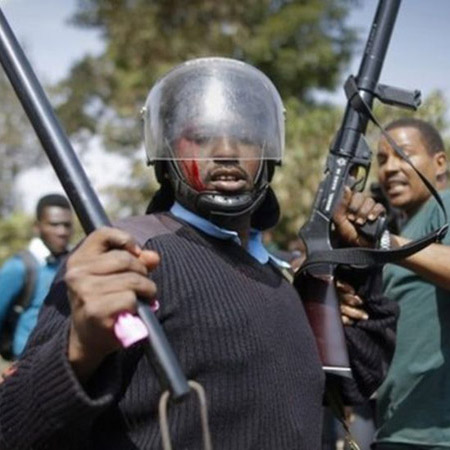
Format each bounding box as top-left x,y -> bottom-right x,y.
0,193 -> 73,360
374,118 -> 450,449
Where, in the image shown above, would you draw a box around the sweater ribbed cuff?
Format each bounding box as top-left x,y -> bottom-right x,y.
0,320 -> 122,449
43,321 -> 119,416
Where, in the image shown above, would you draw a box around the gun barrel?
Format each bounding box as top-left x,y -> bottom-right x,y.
342,0 -> 402,137
358,0 -> 401,94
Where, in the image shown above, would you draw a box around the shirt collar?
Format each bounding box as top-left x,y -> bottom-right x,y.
27,237 -> 51,265
170,202 -> 290,268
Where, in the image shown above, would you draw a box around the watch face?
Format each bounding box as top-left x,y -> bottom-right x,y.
380,230 -> 391,250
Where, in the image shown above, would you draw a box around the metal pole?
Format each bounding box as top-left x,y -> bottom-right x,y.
0,7 -> 189,399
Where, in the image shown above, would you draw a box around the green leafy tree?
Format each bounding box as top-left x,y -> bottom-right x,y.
0,69 -> 55,260
0,213 -> 33,265
58,0 -> 358,149
0,71 -> 43,216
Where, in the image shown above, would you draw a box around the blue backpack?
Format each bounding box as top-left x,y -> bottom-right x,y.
0,250 -> 38,360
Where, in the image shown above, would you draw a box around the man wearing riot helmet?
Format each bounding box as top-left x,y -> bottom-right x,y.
143,57 -> 284,233
0,58 -> 396,449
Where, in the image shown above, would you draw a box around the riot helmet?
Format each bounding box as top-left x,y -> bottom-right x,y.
142,57 -> 285,225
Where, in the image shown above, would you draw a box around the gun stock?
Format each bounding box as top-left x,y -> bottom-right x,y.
295,269 -> 351,376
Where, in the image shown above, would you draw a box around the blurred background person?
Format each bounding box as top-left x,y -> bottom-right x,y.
374,118 -> 450,449
0,194 -> 73,363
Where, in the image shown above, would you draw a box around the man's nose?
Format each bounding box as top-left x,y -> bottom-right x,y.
55,224 -> 72,237
384,154 -> 401,173
211,137 -> 240,161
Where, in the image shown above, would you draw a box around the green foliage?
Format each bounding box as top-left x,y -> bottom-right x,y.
59,0 -> 358,151
0,213 -> 33,265
102,158 -> 158,219
0,72 -> 43,216
272,99 -> 342,245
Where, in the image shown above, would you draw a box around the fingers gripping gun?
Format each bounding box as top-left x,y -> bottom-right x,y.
295,0 -> 420,376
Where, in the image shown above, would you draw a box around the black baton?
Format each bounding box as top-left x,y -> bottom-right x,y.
0,8 -> 190,400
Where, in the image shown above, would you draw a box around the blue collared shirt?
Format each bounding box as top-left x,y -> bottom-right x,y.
170,202 -> 290,269
0,238 -> 62,357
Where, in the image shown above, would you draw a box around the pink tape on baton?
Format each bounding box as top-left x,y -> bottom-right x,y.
114,300 -> 160,348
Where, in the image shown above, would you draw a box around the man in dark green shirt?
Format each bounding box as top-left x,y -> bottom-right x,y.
374,118 -> 450,449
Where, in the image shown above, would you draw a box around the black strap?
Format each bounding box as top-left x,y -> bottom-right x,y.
15,250 -> 39,312
300,229 -> 445,271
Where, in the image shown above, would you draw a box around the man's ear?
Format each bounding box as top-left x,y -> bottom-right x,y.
32,220 -> 40,236
434,151 -> 448,187
435,151 -> 447,175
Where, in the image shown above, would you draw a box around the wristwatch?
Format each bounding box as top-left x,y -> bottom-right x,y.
379,229 -> 391,250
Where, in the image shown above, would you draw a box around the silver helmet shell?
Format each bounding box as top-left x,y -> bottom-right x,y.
142,57 -> 285,224
143,57 -> 284,164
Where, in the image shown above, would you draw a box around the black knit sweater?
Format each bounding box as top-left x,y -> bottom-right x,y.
0,213 -> 396,449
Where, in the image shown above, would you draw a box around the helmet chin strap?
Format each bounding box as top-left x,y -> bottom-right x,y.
167,160 -> 270,227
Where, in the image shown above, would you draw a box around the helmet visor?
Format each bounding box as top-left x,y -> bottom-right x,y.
143,58 -> 284,162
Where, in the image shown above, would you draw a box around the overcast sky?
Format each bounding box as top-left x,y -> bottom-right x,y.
2,0 -> 450,102
0,0 -> 104,84
1,0 -> 450,212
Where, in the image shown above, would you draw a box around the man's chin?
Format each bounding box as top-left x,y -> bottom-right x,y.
48,245 -> 68,256
388,193 -> 411,212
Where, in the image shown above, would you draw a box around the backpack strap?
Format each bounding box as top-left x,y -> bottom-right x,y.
15,250 -> 39,314
0,250 -> 39,360
113,213 -> 182,248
